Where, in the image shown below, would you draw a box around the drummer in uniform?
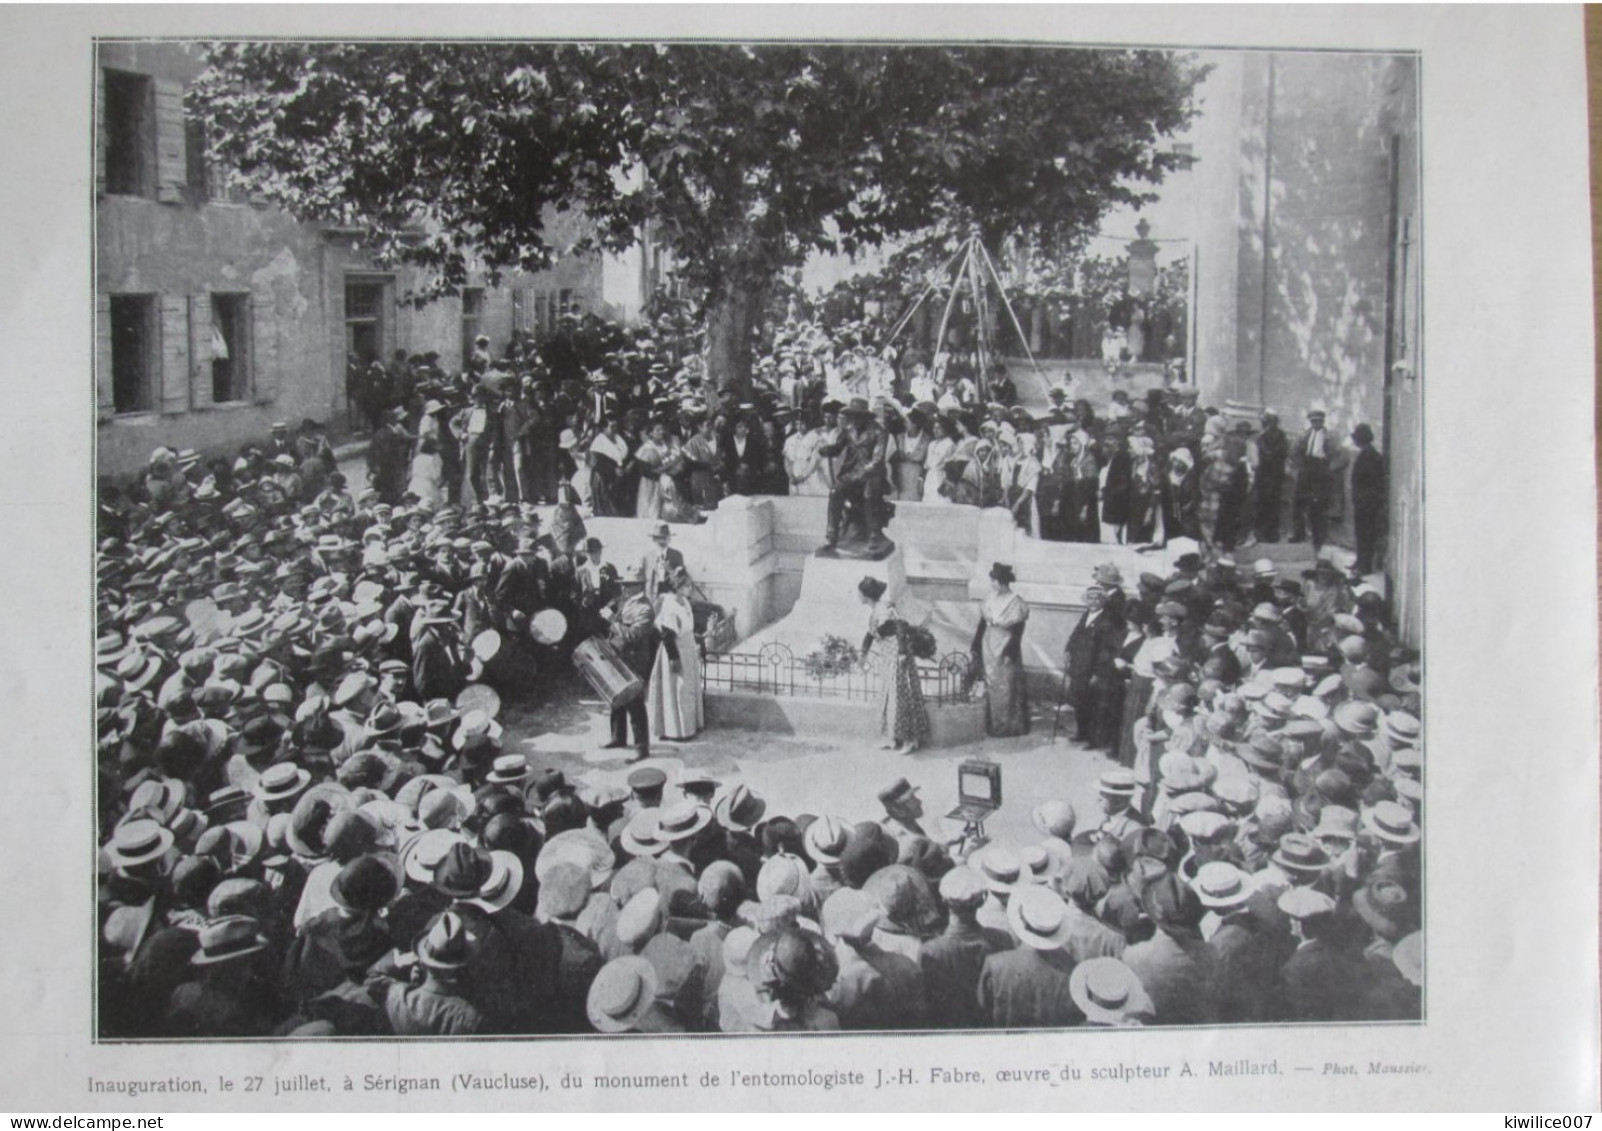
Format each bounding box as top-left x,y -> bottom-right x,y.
601,593 -> 658,763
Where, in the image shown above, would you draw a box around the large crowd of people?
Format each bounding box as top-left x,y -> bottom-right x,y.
333,313 -> 1385,571
96,363 -> 1422,1032
93,312 -> 1416,1038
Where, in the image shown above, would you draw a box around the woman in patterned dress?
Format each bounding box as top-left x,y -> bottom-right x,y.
858,576 -> 929,754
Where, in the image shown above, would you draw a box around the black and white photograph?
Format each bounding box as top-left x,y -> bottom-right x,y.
89,32 -> 1432,1042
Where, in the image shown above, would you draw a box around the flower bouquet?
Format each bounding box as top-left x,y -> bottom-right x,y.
801,634 -> 861,680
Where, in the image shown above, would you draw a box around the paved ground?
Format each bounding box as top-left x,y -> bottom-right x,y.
492,665 -> 1121,854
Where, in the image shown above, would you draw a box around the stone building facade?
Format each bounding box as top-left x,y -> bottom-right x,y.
94,41 -> 656,479
1186,50 -> 1422,643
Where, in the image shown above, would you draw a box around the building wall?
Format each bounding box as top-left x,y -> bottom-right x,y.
1380,56 -> 1423,646
1185,49 -> 1422,643
1218,51 -> 1398,436
95,43 -> 638,480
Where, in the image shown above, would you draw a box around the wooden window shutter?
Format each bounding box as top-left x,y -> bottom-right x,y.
159,294 -> 190,414
96,295 -> 114,421
152,79 -> 187,204
251,287 -> 279,404
188,294 -> 213,409
94,70 -> 107,198
511,287 -> 528,333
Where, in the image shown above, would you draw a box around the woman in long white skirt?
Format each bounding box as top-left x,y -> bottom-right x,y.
646,569 -> 704,741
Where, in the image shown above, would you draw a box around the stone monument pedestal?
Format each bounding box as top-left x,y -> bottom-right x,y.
741,544 -> 930,655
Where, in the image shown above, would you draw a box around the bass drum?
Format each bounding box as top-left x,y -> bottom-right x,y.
468,629 -> 537,698
529,608 -> 569,647
572,637 -> 644,710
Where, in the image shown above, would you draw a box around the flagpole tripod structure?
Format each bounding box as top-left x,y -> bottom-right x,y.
882,234 -> 1050,400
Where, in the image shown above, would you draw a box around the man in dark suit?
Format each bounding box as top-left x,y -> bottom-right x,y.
494,535 -> 549,629
918,867 -> 1015,1030
640,521 -> 686,606
575,537 -> 619,641
1065,585 -> 1124,748
410,602 -> 468,704
1290,409 -> 1333,549
1276,887 -> 1358,1022
1254,410 -> 1289,542
1348,423 -> 1387,575
1200,616 -> 1244,685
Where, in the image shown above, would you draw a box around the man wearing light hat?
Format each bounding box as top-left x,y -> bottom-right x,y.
1290,409 -> 1333,550
1094,768 -> 1149,843
1276,885 -> 1351,1021
975,885 -> 1082,1028
1195,861 -> 1279,1022
918,866 -> 1014,1029
1069,957 -> 1154,1026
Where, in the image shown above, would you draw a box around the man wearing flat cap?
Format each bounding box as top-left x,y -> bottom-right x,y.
1290,409 -> 1334,550
878,778 -> 929,847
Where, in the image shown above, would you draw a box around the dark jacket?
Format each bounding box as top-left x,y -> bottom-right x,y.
918,919 -> 1015,1030
976,946 -> 1084,1029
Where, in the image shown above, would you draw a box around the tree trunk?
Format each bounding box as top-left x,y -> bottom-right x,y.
704,272 -> 769,406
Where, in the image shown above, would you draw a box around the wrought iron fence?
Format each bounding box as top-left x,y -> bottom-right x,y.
702,642 -> 974,706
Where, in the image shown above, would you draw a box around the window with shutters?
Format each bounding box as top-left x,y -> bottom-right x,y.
103,70 -> 154,197
109,295 -> 158,414
210,293 -> 251,403
460,286 -> 485,365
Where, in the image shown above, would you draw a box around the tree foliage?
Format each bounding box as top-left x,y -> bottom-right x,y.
192,42 -> 1206,392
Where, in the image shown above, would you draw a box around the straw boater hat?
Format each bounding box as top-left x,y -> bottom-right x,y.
465,850 -> 525,914
620,809 -> 668,858
253,762 -> 312,804
1191,861 -> 1254,911
400,828 -> 471,886
1006,885 -> 1074,950
105,818 -> 175,868
587,955 -> 659,1032
1362,800 -> 1421,846
656,801 -> 713,845
1069,957 -> 1154,1025
1392,931 -> 1423,987
484,753 -> 531,786
974,845 -> 1027,894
